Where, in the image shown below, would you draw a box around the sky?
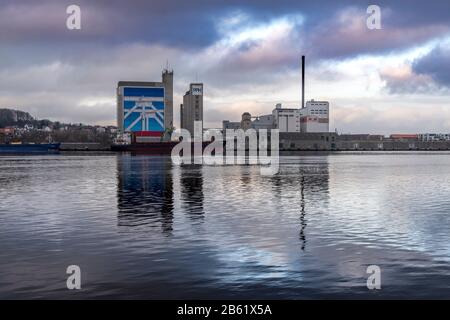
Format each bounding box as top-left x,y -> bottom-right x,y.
0,0 -> 450,134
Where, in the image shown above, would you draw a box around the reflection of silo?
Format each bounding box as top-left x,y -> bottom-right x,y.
117,155 -> 174,234
241,112 -> 252,131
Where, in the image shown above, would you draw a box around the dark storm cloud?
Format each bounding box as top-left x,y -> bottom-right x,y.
308,7 -> 449,60
1,0 -> 449,55
413,46 -> 450,87
378,0 -> 450,28
381,45 -> 450,94
0,0 -> 293,46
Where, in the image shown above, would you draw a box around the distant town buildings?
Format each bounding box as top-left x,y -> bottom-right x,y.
419,133 -> 450,142
0,112 -> 118,145
180,83 -> 203,137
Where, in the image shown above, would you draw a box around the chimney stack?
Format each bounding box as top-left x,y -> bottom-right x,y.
301,55 -> 305,109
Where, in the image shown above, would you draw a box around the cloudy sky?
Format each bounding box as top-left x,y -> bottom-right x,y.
1,0 -> 450,134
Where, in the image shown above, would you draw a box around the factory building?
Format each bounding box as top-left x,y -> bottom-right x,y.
300,100 -> 329,133
222,55 -> 330,134
252,114 -> 274,131
272,104 -> 301,133
222,119 -> 241,131
223,113 -> 274,132
221,100 -> 329,134
270,99 -> 330,133
116,69 -> 173,135
180,83 -> 203,137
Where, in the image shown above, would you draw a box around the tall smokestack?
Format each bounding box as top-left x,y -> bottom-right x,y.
301,55 -> 305,109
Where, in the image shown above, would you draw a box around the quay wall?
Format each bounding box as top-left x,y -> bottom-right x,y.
279,133 -> 450,151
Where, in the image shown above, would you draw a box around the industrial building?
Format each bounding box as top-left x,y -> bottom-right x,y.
180,83 -> 203,137
222,56 -> 330,134
272,100 -> 329,133
222,120 -> 242,131
272,55 -> 329,133
300,100 -> 329,133
272,104 -> 300,132
252,114 -> 274,131
241,112 -> 252,131
223,112 -> 274,131
116,69 -> 173,135
222,100 -> 329,134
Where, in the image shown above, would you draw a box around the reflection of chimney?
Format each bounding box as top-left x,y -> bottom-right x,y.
301,55 -> 305,109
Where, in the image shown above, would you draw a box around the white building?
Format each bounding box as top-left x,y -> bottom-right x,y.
271,100 -> 329,133
300,100 -> 329,133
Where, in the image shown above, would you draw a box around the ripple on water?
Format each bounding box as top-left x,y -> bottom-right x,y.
0,153 -> 450,298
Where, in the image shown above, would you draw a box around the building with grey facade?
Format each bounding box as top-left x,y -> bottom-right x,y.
162,69 -> 173,130
180,83 -> 203,137
223,112 -> 274,132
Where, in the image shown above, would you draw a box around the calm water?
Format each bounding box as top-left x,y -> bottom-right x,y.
0,152 -> 450,299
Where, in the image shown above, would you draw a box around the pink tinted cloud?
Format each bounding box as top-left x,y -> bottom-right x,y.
379,64 -> 436,93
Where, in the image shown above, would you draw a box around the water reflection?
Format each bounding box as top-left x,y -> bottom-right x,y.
117,155 -> 174,235
180,164 -> 204,220
3,154 -> 450,298
116,156 -> 330,252
270,158 -> 330,252
299,175 -> 306,251
297,160 -> 329,251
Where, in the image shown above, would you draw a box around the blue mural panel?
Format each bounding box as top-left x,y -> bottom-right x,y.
121,86 -> 165,132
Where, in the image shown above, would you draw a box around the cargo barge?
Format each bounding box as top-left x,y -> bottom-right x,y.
111,141 -> 179,154
0,143 -> 60,154
111,141 -> 214,155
